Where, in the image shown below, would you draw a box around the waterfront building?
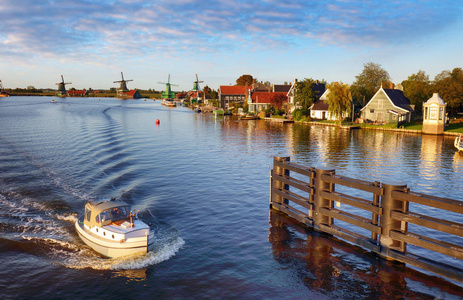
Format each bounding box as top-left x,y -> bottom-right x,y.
422,93 -> 447,134
287,79 -> 325,112
360,84 -> 414,124
67,90 -> 89,97
219,85 -> 251,109
118,89 -> 142,99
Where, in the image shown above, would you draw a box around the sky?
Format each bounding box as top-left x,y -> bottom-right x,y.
1,0 -> 462,92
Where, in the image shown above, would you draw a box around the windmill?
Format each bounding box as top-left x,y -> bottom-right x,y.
158,74 -> 178,99
56,75 -> 71,96
113,72 -> 133,96
0,80 -> 9,97
191,74 -> 204,103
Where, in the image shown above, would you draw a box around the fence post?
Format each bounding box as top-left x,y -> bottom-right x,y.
270,156 -> 290,210
380,182 -> 408,257
313,167 -> 335,231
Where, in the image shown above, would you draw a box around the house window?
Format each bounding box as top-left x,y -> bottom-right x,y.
429,107 -> 437,120
378,99 -> 383,109
370,109 -> 375,114
439,107 -> 443,120
424,107 -> 428,120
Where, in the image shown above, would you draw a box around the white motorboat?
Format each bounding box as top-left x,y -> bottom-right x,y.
455,134 -> 463,154
75,199 -> 155,258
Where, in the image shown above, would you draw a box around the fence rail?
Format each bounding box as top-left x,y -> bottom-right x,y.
270,156 -> 463,282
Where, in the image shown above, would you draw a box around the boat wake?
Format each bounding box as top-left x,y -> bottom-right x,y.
0,191 -> 184,272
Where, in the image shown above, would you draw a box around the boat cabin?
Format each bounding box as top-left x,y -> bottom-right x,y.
84,200 -> 132,228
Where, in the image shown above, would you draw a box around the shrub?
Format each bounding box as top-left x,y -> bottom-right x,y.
292,108 -> 310,121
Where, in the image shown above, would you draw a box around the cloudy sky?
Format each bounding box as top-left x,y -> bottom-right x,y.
1,0 -> 462,91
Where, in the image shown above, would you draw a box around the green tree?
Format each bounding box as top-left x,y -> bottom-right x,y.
326,82 -> 352,125
434,67 -> 463,116
351,62 -> 391,106
401,70 -> 432,115
236,74 -> 254,86
294,78 -> 317,110
203,85 -> 211,96
210,89 -> 218,100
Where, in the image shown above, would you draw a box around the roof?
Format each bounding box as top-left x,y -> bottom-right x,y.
219,85 -> 251,95
273,85 -> 291,93
361,87 -> 414,113
122,89 -> 138,96
382,88 -> 414,112
311,99 -> 329,111
251,92 -> 287,104
425,93 -> 446,105
68,90 -> 87,95
86,199 -> 130,215
313,82 -> 326,99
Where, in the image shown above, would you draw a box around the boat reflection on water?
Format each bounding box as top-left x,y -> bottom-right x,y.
268,210 -> 462,298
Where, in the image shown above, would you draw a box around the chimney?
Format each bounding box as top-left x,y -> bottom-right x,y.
389,82 -> 394,89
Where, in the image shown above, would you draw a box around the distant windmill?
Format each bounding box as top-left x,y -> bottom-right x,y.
113,72 -> 133,94
158,74 -> 178,99
56,75 -> 71,96
0,79 -> 9,97
191,74 -> 204,103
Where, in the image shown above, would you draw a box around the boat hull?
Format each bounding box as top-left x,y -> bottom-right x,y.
75,216 -> 154,258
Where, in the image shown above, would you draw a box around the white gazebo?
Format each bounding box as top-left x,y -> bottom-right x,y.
422,93 -> 446,135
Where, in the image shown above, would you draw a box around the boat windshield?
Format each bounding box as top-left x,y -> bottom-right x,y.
109,206 -> 130,221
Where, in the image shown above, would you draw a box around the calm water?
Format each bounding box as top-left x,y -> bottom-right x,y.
0,96 -> 462,299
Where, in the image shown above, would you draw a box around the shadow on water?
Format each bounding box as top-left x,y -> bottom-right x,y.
268,210 -> 462,299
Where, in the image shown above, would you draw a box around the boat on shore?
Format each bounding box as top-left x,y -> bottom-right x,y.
455,134 -> 463,154
75,199 -> 155,258
162,99 -> 176,107
239,114 -> 259,120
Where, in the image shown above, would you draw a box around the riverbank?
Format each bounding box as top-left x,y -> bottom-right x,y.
287,119 -> 463,135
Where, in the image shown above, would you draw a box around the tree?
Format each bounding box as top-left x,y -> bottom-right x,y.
269,93 -> 287,110
434,67 -> 463,116
326,82 -> 352,125
294,78 -> 317,110
351,62 -> 391,106
203,85 -> 211,96
210,89 -> 218,100
236,74 -> 253,86
401,70 -> 432,115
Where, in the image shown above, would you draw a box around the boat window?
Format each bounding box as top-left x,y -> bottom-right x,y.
110,206 -> 129,221
85,207 -> 91,222
96,210 -> 111,223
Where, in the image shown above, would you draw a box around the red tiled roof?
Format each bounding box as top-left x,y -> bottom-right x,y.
220,85 -> 251,95
251,92 -> 287,104
122,89 -> 137,96
68,90 -> 87,95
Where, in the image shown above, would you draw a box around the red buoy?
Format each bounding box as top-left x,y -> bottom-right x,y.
155,119 -> 160,125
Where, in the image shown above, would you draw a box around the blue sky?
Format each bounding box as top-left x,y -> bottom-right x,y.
1,0 -> 462,92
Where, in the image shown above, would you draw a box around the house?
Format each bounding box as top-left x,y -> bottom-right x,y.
309,87 -> 349,121
287,79 -> 325,112
247,91 -> 288,113
219,86 -> 251,109
67,90 -> 89,97
422,93 -> 447,134
118,89 -> 142,99
360,85 -> 414,124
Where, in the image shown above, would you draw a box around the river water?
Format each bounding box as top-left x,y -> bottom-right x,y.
0,97 -> 461,299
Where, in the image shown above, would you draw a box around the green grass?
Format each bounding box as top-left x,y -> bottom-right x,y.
445,122 -> 463,133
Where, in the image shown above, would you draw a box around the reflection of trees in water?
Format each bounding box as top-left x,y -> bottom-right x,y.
268,211 -> 461,299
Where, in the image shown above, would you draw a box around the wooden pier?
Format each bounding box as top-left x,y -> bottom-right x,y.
270,156 -> 463,282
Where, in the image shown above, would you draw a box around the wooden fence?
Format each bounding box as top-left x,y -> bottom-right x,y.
270,156 -> 463,282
